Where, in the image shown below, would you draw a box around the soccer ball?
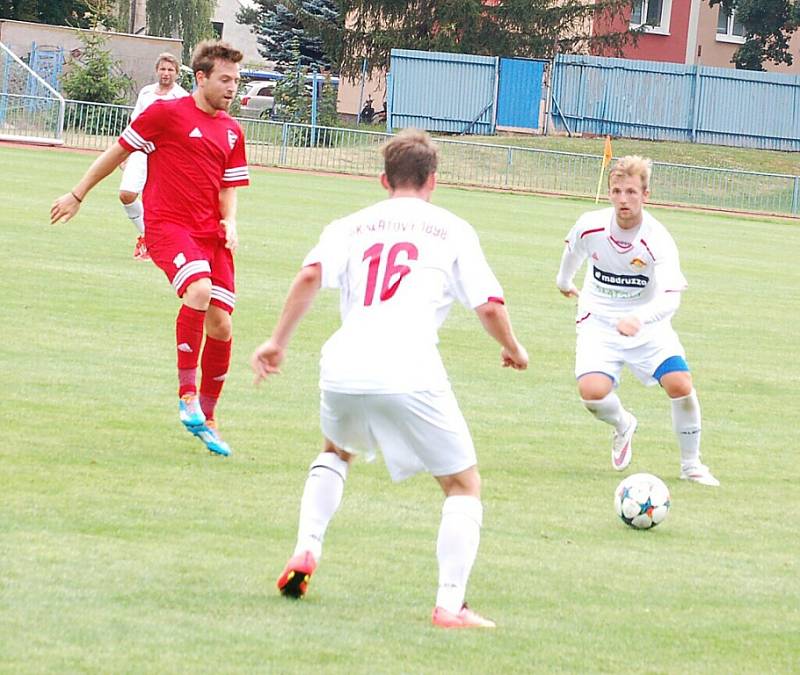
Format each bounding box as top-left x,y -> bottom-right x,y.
614,473 -> 671,530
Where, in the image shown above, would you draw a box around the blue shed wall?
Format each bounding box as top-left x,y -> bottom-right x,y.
551,54 -> 800,151
388,49 -> 497,134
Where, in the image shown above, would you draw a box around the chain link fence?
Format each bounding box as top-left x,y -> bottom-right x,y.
53,99 -> 800,218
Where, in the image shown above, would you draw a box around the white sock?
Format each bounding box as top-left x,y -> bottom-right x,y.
582,392 -> 629,433
671,389 -> 702,468
293,452 -> 348,560
435,495 -> 483,614
122,199 -> 145,234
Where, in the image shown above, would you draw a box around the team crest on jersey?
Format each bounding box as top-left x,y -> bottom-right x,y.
173,252 -> 187,268
227,129 -> 237,149
630,257 -> 647,269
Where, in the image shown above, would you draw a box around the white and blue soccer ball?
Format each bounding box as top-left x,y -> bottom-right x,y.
614,473 -> 671,530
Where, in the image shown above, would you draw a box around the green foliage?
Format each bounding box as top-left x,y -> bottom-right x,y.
272,40 -> 312,124
0,0 -> 122,28
708,0 -> 799,69
317,72 -> 338,127
336,0 -> 637,79
147,0 -> 216,62
60,29 -> 132,104
238,0 -> 339,70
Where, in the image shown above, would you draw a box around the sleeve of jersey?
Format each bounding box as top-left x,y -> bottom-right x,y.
555,222 -> 587,291
119,103 -> 160,154
301,220 -> 349,289
452,226 -> 504,309
653,235 -> 688,292
130,93 -> 145,121
222,126 -> 249,187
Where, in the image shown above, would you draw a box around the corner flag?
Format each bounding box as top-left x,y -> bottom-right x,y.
595,135 -> 613,203
602,135 -> 613,169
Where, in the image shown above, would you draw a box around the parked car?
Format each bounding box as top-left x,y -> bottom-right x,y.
239,81 -> 276,119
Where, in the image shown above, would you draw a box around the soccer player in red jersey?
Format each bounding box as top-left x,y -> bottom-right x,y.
50,40 -> 249,457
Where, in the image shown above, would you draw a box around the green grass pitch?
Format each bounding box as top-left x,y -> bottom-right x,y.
1,144 -> 798,673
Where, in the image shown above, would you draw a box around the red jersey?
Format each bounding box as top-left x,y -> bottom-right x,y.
118,96 -> 249,237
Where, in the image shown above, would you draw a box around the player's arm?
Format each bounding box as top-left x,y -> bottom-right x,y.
250,263 -> 322,382
219,187 -> 238,251
50,141 -> 131,224
556,241 -> 585,298
474,300 -> 529,370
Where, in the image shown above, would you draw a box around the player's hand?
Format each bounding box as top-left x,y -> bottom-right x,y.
501,342 -> 529,370
221,219 -> 238,252
250,339 -> 284,384
558,284 -> 579,298
50,192 -> 82,224
617,316 -> 642,337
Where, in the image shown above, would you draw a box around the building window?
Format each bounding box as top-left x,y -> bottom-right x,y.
630,0 -> 672,34
716,7 -> 746,43
212,21 -> 224,39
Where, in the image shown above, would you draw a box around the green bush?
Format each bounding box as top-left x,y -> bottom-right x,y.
60,31 -> 132,105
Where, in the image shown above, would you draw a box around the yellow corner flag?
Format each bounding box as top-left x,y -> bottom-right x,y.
595,135 -> 613,203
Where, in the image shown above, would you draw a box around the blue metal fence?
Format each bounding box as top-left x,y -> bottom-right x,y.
496,58 -> 546,130
550,54 -> 800,152
388,49 -> 498,134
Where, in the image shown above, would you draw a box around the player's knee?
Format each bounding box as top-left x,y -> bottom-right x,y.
119,190 -> 137,205
183,279 -> 212,310
662,372 -> 693,399
578,374 -> 613,401
323,438 -> 355,464
437,466 -> 481,497
205,310 -> 232,340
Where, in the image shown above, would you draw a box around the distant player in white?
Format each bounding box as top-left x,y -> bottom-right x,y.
119,52 -> 189,259
556,155 -> 719,486
251,129 -> 529,628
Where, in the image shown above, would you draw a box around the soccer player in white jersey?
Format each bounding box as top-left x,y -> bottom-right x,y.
251,129 -> 529,628
556,155 -> 719,486
119,52 -> 189,260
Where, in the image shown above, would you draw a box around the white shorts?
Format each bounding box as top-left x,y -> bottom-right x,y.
575,315 -> 686,387
320,389 -> 477,482
119,151 -> 147,194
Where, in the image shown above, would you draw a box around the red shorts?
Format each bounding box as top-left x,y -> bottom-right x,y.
146,225 -> 236,314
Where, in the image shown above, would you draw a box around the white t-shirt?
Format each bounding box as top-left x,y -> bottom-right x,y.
131,82 -> 189,121
557,207 -> 687,324
303,197 -> 504,393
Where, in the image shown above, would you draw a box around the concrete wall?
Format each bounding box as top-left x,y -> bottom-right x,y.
0,19 -> 183,104
211,0 -> 265,66
337,68 -> 387,118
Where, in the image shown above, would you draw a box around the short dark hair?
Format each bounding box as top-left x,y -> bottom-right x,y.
191,40 -> 243,77
381,129 -> 438,189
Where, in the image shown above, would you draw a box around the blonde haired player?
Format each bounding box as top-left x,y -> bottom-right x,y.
556,155 -> 719,486
120,52 -> 189,260
251,129 -> 528,628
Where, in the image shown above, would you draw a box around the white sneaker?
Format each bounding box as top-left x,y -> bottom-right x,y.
680,463 -> 720,487
611,414 -> 637,471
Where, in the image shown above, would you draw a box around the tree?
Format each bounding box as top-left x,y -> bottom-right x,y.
1,0 -> 119,29
60,29 -> 131,103
335,0 -> 637,79
708,0 -> 800,70
147,0 -> 216,62
238,0 -> 339,70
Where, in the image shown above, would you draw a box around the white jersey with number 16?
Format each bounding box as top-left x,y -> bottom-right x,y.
303,197 -> 503,394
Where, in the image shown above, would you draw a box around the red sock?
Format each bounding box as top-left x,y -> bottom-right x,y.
176,305 -> 206,397
200,335 -> 232,421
